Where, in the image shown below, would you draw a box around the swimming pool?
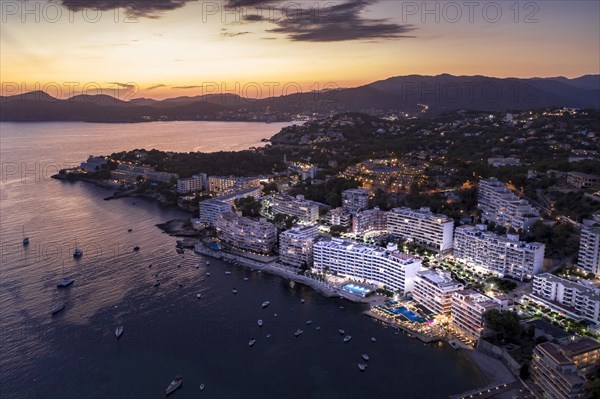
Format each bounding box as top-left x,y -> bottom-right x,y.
342,284 -> 371,297
391,306 -> 425,323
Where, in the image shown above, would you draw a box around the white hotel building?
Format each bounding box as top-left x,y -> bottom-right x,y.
387,207 -> 454,253
177,173 -> 207,194
453,225 -> 545,281
326,207 -> 351,227
313,239 -> 422,294
578,216 -> 600,275
352,208 -> 387,235
529,273 -> 600,324
279,224 -> 320,269
268,194 -> 320,225
198,199 -> 232,227
412,270 -> 464,315
215,212 -> 277,255
478,177 -> 540,231
341,188 -> 370,213
451,289 -> 510,341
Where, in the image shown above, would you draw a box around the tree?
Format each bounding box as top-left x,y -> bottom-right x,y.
483,309 -> 522,340
262,182 -> 278,195
234,196 -> 262,217
330,225 -> 347,237
519,363 -> 530,380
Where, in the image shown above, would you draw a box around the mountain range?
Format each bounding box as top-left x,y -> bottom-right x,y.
1,74 -> 598,122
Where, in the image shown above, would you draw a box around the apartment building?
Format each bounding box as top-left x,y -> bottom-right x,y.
351,207 -> 387,235
387,207 -> 454,253
215,186 -> 263,205
279,224 -> 320,269
578,216 -> 600,275
198,199 -> 232,227
451,289 -> 510,341
326,207 -> 351,227
313,239 -> 422,294
478,177 -> 540,231
110,163 -> 179,184
531,338 -> 600,399
208,176 -> 260,194
453,225 -> 545,281
80,155 -> 107,173
341,188 -> 370,213
268,194 -> 320,224
215,212 -> 277,255
177,173 -> 207,194
567,172 -> 598,189
529,273 -> 600,324
412,269 -> 464,315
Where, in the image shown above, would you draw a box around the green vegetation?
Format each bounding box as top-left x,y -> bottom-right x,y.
291,177 -> 360,208
527,220 -> 580,258
483,309 -> 522,340
485,277 -> 517,294
234,196 -> 261,217
330,225 -> 348,237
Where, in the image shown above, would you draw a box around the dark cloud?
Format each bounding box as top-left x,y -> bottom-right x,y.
54,0 -> 196,18
147,84 -> 167,91
221,31 -> 252,38
173,85 -> 202,89
109,82 -> 137,91
224,0 -> 414,42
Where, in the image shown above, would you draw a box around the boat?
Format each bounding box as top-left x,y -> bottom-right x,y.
362,354 -> 369,361
22,227 -> 29,246
339,306 -> 344,309
57,278 -> 74,288
128,228 -> 132,232
261,301 -> 270,308
249,339 -> 256,347
338,329 -> 345,335
305,320 -> 313,325
206,272 -> 211,276
51,302 -> 65,315
300,298 -> 305,303
115,326 -> 124,339
449,340 -> 460,350
358,363 -> 367,372
258,319 -> 263,327
178,282 -> 183,288
225,271 -> 231,275
371,337 -> 377,343
206,261 -> 210,265
274,313 -> 278,317
176,248 -> 184,254
133,246 -> 140,251
199,384 -> 205,391
294,329 -> 304,337
244,277 -> 249,281
316,326 -> 321,331
148,264 -> 152,268
266,334 -> 272,339
232,289 -> 237,294
73,248 -> 83,257
196,293 -> 202,299
343,335 -> 352,343
165,376 -> 183,395
153,281 -> 160,287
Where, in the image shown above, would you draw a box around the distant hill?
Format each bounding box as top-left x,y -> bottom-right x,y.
1,74 -> 598,122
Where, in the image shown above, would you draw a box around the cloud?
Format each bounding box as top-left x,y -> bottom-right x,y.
223,0 -> 414,42
147,84 -> 167,91
173,85 -> 202,89
108,82 -> 137,92
221,31 -> 252,38
52,0 -> 196,18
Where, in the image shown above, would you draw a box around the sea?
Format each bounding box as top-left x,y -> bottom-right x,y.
0,121 -> 487,399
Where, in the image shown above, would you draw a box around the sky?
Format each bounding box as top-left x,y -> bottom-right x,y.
1,0 -> 599,99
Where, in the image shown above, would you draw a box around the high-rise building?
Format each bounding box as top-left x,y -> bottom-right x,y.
451,289 -> 510,341
412,269 -> 464,315
215,212 -> 277,255
453,225 -> 545,281
478,177 -> 540,231
208,176 -> 260,194
341,188 -> 370,213
531,338 -> 600,399
387,207 -> 454,253
529,273 -> 600,324
578,215 -> 600,275
326,207 -> 351,227
279,224 -> 320,269
313,239 -> 422,294
352,208 -> 387,235
198,199 -> 232,227
268,194 -> 320,224
177,173 -> 207,194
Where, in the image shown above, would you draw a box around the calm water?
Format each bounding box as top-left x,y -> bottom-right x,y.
0,121 -> 486,399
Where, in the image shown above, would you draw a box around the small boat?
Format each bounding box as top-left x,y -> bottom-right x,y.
266,334 -> 272,339
300,298 -> 305,304
362,354 -> 369,361
244,277 -> 249,281
22,237 -> 29,246
148,264 -> 152,268
262,301 -> 270,308
128,228 -> 132,232
316,326 -> 321,331
153,281 -> 160,287
199,384 -> 205,391
274,313 -> 278,317
165,376 -> 183,396
225,271 -> 231,275
305,320 -> 313,325
206,261 -> 210,265
133,245 -> 140,251
196,293 -> 202,299
258,319 -> 263,327
57,278 -> 74,288
339,306 -> 344,309
449,340 -> 460,350
371,337 -> 376,343
232,289 -> 237,294
115,326 -> 124,339
358,363 -> 367,372
338,329 -> 345,335
178,282 -> 183,288
177,264 -> 181,268
206,272 -> 211,276
51,302 -> 65,315
249,339 -> 256,347
343,335 -> 352,343
294,329 -> 304,337
73,248 -> 83,257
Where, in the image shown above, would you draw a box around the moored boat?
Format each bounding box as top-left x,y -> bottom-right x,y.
371,337 -> 377,342
73,248 -> 83,257
449,340 -> 460,350
115,326 -> 124,339
258,319 -> 263,327
232,289 -> 237,294
57,278 -> 74,288
362,353 -> 369,361
306,320 -> 313,325
133,245 -> 140,251
165,376 -> 183,395
358,363 -> 367,372
343,335 -> 352,343
51,302 -> 65,315
294,328 -> 303,337
338,329 -> 345,335
261,300 -> 270,308
249,339 -> 256,347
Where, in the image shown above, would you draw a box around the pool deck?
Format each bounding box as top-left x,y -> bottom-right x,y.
365,309 -> 442,343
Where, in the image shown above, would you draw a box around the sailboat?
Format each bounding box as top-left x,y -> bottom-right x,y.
73,238 -> 83,257
57,262 -> 74,288
22,226 -> 29,246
